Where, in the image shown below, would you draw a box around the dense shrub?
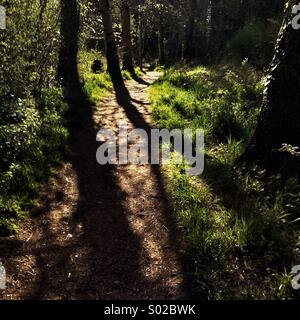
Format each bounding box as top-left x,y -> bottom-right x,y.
0,1 -> 67,235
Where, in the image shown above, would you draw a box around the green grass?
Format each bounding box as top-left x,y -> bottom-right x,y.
0,49 -> 144,236
78,51 -> 112,104
0,50 -> 112,236
150,63 -> 263,144
150,64 -> 300,299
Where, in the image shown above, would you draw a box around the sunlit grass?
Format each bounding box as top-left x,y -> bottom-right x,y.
79,50 -> 112,104
150,64 -> 300,299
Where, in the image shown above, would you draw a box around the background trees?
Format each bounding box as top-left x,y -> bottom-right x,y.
77,0 -> 284,70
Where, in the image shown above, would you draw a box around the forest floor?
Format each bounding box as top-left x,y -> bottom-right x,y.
0,71 -> 189,300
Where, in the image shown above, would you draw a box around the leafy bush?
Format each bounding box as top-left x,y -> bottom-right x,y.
0,46 -> 112,235
0,2 -> 75,234
0,87 -> 69,235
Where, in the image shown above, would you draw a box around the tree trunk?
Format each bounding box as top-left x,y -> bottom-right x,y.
138,7 -> 143,71
240,0 -> 300,172
121,0 -> 135,74
183,0 -> 197,60
158,16 -> 165,65
209,0 -> 228,60
58,0 -> 80,87
100,0 -> 124,85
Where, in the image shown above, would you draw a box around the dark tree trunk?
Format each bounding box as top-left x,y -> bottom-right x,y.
138,8 -> 143,71
184,0 -> 209,61
183,0 -> 197,60
121,0 -> 135,74
209,0 -> 222,58
176,32 -> 184,61
209,0 -> 233,61
240,0 -> 300,172
58,0 -> 80,87
158,16 -> 165,65
100,0 -> 124,85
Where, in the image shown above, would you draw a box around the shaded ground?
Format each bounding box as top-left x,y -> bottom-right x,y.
0,71 -> 188,300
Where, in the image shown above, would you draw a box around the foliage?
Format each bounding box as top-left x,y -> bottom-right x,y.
0,87 -> 69,236
79,50 -> 112,104
0,1 -> 67,235
150,66 -> 300,299
150,64 -> 263,144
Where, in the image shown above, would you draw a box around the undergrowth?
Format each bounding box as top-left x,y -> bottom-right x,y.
79,51 -> 112,105
0,50 -> 112,236
150,64 -> 300,299
0,87 -> 69,236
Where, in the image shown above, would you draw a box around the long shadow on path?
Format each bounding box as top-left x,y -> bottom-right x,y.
0,74 -> 191,300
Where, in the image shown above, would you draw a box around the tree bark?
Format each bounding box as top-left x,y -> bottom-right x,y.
58,0 -> 80,87
158,16 -> 165,65
100,0 -> 124,85
138,7 -> 143,71
183,0 -> 197,60
240,0 -> 300,172
121,0 -> 135,74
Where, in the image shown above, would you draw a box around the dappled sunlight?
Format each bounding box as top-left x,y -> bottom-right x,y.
0,71 -> 187,300
1,0 -> 297,303
94,72 -> 185,295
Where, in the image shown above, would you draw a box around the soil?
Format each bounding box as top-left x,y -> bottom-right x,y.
0,71 -> 189,300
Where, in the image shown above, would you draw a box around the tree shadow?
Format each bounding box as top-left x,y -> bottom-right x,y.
202,158 -> 249,213
112,81 -> 193,296
200,156 -> 297,270
130,97 -> 151,106
23,83 -> 155,299
0,77 -> 191,300
131,73 -> 150,86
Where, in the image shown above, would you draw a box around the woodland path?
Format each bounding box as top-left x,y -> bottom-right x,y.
0,71 -> 188,300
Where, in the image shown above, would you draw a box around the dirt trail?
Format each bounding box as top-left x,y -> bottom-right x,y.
0,71 -> 188,300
